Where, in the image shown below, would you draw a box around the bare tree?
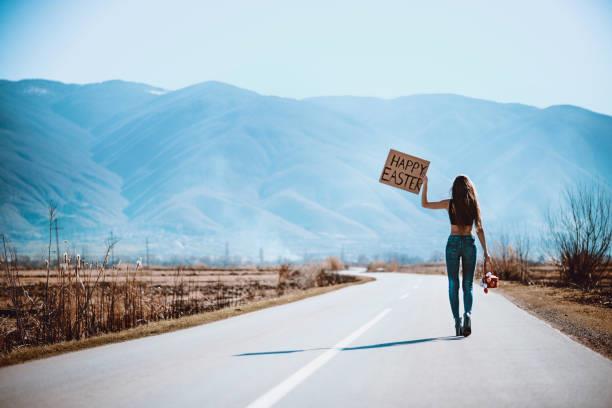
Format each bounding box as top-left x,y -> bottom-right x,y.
546,183 -> 611,290
514,231 -> 531,284
492,231 -> 518,280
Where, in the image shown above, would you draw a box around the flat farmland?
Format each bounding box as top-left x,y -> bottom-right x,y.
11,266 -> 281,287
0,261 -> 354,361
0,266 -> 285,313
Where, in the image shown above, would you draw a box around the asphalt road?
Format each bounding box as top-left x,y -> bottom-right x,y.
1,269 -> 611,408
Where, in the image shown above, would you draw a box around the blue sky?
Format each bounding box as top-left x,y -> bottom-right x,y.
1,0 -> 611,114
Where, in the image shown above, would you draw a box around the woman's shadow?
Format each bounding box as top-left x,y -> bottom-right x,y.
234,336 -> 463,357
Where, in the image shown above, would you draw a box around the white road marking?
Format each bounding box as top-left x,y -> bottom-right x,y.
245,308 -> 392,408
400,292 -> 410,299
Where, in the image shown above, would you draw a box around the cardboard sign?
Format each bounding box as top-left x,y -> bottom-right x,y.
379,149 -> 430,194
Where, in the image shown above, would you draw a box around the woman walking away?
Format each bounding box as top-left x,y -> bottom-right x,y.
421,175 -> 491,337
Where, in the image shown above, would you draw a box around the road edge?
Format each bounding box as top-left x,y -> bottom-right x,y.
497,286 -> 611,361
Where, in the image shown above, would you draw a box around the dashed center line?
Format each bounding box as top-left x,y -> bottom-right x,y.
245,308 -> 392,408
400,282 -> 421,299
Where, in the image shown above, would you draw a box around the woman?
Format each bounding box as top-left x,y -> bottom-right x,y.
421,174 -> 491,337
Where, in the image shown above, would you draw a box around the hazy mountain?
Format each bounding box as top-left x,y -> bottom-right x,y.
0,80 -> 132,240
52,80 -> 166,129
92,82 -> 439,257
1,79 -> 610,260
308,96 -> 612,227
0,79 -> 164,129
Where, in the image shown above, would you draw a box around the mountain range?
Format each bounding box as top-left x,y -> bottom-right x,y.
1,79 -> 610,261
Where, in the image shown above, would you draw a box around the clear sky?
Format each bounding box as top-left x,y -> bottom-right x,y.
1,0 -> 611,114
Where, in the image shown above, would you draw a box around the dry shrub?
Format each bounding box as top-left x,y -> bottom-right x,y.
276,263 -> 356,292
366,260 -> 398,272
492,237 -> 521,281
546,184 -> 611,290
293,264 -> 319,289
366,261 -> 384,272
276,263 -> 291,295
491,232 -> 531,282
277,264 -> 323,292
325,257 -> 344,272
315,263 -> 355,286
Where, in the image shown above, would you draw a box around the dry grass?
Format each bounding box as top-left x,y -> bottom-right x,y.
526,264 -> 612,287
0,274 -> 374,367
498,281 -> 612,359
379,261 -> 612,287
490,232 -> 531,282
366,260 -> 399,272
325,257 -> 345,272
1,237 -> 361,357
366,262 -> 448,275
395,263 -> 447,275
0,263 -> 274,353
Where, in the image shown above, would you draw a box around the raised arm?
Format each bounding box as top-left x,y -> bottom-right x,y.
421,175 -> 449,210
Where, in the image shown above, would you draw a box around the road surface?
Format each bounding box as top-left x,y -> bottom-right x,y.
1,269 -> 611,407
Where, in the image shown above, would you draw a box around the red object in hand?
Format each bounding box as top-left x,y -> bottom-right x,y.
480,267 -> 499,294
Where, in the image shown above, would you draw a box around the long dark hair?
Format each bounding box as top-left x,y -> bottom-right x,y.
449,175 -> 481,228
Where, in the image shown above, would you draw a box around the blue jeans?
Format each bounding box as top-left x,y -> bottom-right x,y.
445,235 -> 477,320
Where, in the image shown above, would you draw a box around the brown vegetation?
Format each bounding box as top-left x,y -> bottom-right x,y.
393,262 -> 446,275
0,275 -> 373,367
324,256 -> 345,272
490,231 -> 531,282
366,260 -> 399,272
546,184 -> 611,290
0,231 -> 357,357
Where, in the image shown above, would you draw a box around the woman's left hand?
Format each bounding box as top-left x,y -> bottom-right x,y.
484,254 -> 492,271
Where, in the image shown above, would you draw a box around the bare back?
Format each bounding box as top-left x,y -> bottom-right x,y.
450,224 -> 473,235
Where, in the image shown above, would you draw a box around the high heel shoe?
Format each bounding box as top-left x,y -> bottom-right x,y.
454,318 -> 463,336
463,313 -> 472,337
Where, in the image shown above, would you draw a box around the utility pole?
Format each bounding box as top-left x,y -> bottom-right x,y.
145,237 -> 150,268
110,230 -> 114,266
54,219 -> 61,272
224,241 -> 229,266
259,247 -> 264,265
